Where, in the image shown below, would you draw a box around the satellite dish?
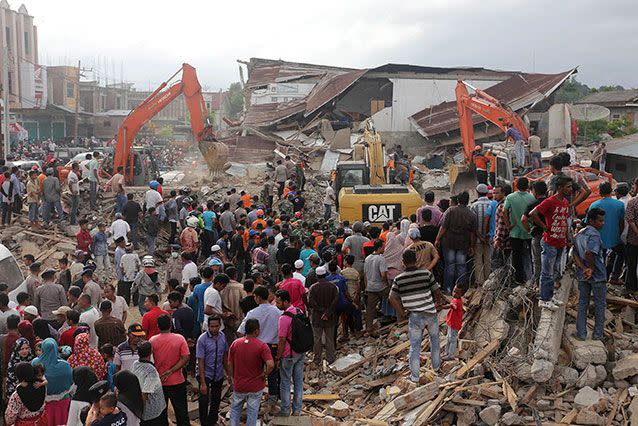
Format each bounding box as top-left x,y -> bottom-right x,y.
571,104 -> 611,121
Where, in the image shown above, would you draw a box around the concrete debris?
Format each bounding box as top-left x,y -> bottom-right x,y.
574,386 -> 604,409
329,353 -> 364,375
612,353 -> 638,380
564,325 -> 608,369
327,400 -> 350,417
575,408 -> 605,425
500,411 -> 524,425
576,364 -> 608,388
478,404 -> 501,425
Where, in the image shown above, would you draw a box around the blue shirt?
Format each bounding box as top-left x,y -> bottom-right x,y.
193,282 -> 212,325
486,200 -> 498,238
92,232 -> 109,256
588,197 -> 625,249
106,361 -> 116,390
326,273 -> 349,311
506,127 -> 524,141
573,225 -> 606,282
238,303 -> 282,344
196,331 -> 228,381
202,210 -> 217,232
299,248 -> 318,276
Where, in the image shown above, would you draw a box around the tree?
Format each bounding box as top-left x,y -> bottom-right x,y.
554,77 -> 591,103
224,82 -> 244,119
158,125 -> 173,139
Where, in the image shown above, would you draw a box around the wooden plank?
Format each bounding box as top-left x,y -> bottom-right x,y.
354,419 -> 388,426
302,394 -> 340,401
412,388 -> 450,426
333,369 -> 359,387
560,408 -> 578,424
454,339 -> 500,378
605,388 -> 627,426
502,379 -> 518,411
450,397 -> 486,407
607,295 -> 638,308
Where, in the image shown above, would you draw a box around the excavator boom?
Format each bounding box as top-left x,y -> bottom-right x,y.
113,63 -> 227,184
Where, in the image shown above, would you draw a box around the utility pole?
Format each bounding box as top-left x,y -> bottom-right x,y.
2,44 -> 10,161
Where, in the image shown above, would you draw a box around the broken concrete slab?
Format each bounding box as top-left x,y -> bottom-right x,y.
531,273 -> 573,382
500,411 -> 524,425
629,396 -> 638,425
563,325 -> 608,370
612,353 -> 638,380
576,364 -> 607,388
474,299 -> 510,346
574,386 -> 604,409
327,400 -> 350,418
555,366 -> 579,387
329,353 -> 364,375
575,408 -> 605,425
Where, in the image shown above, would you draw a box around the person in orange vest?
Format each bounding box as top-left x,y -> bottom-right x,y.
240,190 -> 252,208
484,148 -> 497,187
473,145 -> 488,185
251,209 -> 267,230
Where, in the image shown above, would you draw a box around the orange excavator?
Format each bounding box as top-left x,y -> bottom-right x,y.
113,63 -> 228,184
449,80 -> 529,189
452,79 -> 612,216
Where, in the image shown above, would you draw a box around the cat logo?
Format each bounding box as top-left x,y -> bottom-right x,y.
363,204 -> 401,223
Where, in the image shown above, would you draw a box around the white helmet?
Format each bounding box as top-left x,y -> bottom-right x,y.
186,216 -> 199,228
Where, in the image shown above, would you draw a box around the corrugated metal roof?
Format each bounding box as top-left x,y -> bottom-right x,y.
575,89 -> 638,107
304,69 -> 368,116
244,58 -> 357,89
605,133 -> 638,158
409,68 -> 577,138
243,100 -> 306,127
367,63 -> 516,79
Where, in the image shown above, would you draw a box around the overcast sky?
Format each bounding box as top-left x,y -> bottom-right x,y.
27,0 -> 638,91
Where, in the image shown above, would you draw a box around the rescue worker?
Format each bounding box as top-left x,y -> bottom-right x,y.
473,146 -> 488,185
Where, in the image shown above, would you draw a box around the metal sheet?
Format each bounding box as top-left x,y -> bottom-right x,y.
320,150 -> 341,173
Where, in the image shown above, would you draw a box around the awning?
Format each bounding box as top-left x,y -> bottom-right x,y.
9,123 -> 28,141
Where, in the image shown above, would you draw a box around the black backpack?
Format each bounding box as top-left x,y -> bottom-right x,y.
283,308 -> 313,353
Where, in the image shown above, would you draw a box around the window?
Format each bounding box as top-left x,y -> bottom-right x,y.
271,97 -> 277,102
66,82 -> 75,98
24,31 -> 29,55
5,27 -> 10,51
612,114 -> 621,120
116,96 -> 121,110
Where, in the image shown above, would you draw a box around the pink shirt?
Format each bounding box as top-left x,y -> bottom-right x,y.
278,306 -> 298,358
277,278 -> 307,311
150,332 -> 190,386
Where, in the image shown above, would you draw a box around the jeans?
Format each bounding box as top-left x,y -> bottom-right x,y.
511,237 -> 531,284
277,181 -> 285,197
162,382 -> 190,426
42,200 -> 65,223
1,202 -> 11,225
624,243 -> 638,292
408,312 -> 440,382
118,280 -> 132,305
147,234 -> 157,257
199,377 -> 223,425
476,169 -> 487,185
138,293 -> 149,316
28,202 -> 38,223
443,248 -> 467,293
89,180 -> 97,210
473,241 -> 492,284
531,235 -> 542,285
599,160 -> 606,172
130,222 -> 140,248
115,193 -> 127,214
365,287 -> 390,331
94,254 -> 110,282
606,244 -> 625,281
576,281 -> 606,339
324,204 -> 332,222
540,240 -> 564,301
279,353 -> 305,415
267,346 -> 279,405
445,327 -> 459,357
70,194 -> 80,225
229,390 -> 262,426
169,221 -> 177,245
514,140 -> 525,167
531,152 -> 542,169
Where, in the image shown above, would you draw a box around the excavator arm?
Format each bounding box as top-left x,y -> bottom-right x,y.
113,63 -> 227,184
456,80 -> 529,165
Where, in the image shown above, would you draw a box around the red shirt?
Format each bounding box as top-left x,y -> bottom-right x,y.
142,307 -> 170,339
278,278 -> 307,311
446,298 -> 463,330
149,332 -> 190,386
60,326 -> 79,350
76,229 -> 93,253
534,195 -> 570,248
229,336 -> 272,393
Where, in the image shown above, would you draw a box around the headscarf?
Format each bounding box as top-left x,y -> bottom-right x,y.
15,362 -> 46,413
6,338 -> 34,395
31,338 -> 73,396
32,318 -> 51,340
399,219 -> 410,243
68,333 -> 106,380
18,320 -> 36,351
113,370 -> 144,419
72,366 -> 98,403
383,231 -> 405,272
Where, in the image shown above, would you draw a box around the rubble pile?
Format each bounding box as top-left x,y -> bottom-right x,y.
268,267 -> 638,426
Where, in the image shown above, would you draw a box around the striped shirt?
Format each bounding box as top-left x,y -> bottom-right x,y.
471,196 -> 492,238
391,268 -> 439,314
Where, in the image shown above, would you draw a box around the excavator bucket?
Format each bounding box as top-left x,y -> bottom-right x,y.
448,163 -> 476,193
198,140 -> 229,175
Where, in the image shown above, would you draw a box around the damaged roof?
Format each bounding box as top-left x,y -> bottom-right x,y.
243,100 -> 307,127
576,89 -> 638,107
243,58 -> 357,89
409,68 -> 577,138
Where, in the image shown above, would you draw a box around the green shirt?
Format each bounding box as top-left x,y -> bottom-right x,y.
504,191 -> 535,240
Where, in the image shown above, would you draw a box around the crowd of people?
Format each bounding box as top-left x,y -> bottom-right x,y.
0,144 -> 634,425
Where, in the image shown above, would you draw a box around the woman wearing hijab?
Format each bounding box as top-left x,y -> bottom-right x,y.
67,333 -> 106,380
6,338 -> 35,396
67,367 -> 98,426
18,320 -> 36,351
4,362 -> 47,426
113,370 -> 143,426
31,338 -> 73,426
